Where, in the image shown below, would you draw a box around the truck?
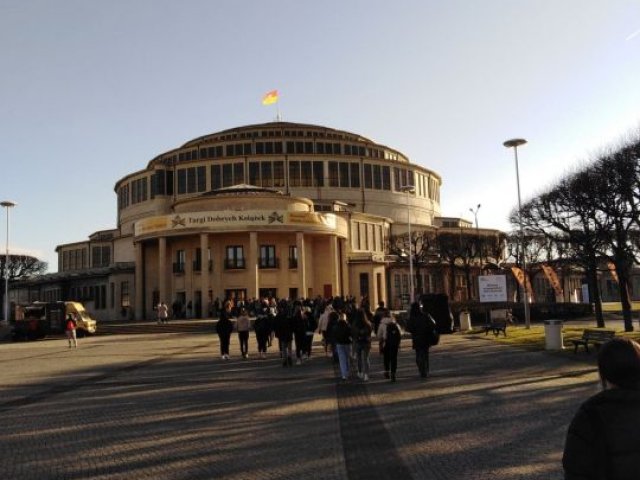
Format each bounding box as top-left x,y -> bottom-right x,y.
12,301 -> 98,340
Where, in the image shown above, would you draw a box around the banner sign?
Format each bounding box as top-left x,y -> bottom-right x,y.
479,275 -> 508,303
134,210 -> 339,237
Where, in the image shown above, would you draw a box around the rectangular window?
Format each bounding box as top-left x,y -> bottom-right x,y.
339,162 -> 349,188
300,161 -> 312,186
193,248 -> 202,272
350,162 -> 360,188
121,281 -> 130,308
197,166 -> 206,192
177,169 -> 187,194
249,162 -> 260,186
289,161 -> 300,187
273,161 -> 284,187
259,245 -> 277,269
225,246 -> 245,269
288,245 -> 298,269
187,167 -> 197,193
222,164 -> 233,187
382,166 -> 391,190
313,161 -> 324,187
328,161 -> 339,187
373,164 -> 382,190
234,162 -> 244,184
261,161 -> 273,187
174,250 -> 186,273
211,165 -> 221,190
364,164 -> 373,189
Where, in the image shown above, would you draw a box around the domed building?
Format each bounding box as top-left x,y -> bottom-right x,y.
10,122 -> 447,320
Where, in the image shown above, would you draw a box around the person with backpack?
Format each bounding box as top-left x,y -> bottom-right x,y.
333,312 -> 353,381
274,304 -> 294,367
65,313 -> 78,349
216,301 -> 234,360
406,301 -> 437,379
254,303 -> 271,359
353,308 -> 373,381
378,309 -> 401,382
236,307 -> 251,359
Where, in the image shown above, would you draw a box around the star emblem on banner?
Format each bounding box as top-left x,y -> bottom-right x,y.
171,215 -> 186,228
268,212 -> 283,224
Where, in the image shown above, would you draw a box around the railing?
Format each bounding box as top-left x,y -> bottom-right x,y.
192,260 -> 202,272
259,258 -> 280,269
172,262 -> 185,274
288,258 -> 298,269
224,258 -> 246,270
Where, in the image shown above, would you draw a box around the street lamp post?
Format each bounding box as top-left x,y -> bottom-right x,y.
400,185 -> 416,305
1,200 -> 16,326
469,203 -> 481,230
503,139 -> 531,329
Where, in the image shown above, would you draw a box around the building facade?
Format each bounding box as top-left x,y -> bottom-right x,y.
11,122 -> 444,320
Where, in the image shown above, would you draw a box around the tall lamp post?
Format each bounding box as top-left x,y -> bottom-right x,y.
469,203 -> 481,229
503,139 -> 531,329
400,185 -> 416,305
469,203 -> 481,262
1,201 -> 16,326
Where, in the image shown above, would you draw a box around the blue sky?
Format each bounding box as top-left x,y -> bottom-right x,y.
2,0 -> 640,271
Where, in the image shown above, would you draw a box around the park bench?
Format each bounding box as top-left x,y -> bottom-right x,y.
483,309 -> 510,337
570,329 -> 615,354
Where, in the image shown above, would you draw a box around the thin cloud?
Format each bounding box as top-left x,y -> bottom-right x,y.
626,29 -> 640,41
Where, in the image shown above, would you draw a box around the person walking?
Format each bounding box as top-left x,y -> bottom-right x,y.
563,337 -> 640,480
302,306 -> 317,360
292,303 -> 307,365
274,304 -> 294,367
405,302 -> 435,378
317,304 -> 333,357
236,307 -> 251,359
157,302 -> 169,324
216,301 -> 234,360
254,304 -> 270,359
378,310 -> 401,382
333,312 -> 352,381
65,313 -> 78,349
353,309 -> 373,381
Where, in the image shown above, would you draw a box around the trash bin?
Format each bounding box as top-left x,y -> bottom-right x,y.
459,311 -> 472,331
544,319 -> 564,350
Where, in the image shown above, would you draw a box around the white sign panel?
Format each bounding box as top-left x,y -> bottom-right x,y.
478,275 -> 508,303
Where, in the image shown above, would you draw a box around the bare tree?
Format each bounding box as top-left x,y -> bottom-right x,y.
1,254 -> 48,319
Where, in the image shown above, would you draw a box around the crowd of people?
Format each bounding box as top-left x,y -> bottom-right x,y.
212,295 -> 439,383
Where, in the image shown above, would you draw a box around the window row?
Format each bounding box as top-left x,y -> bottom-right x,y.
122,161 -> 439,207
167,140 -> 387,163
172,245 -> 299,272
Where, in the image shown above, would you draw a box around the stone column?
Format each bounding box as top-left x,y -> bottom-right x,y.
200,233 -> 209,293
296,232 -> 306,298
158,237 -> 167,305
248,231 -> 259,299
134,241 -> 144,320
329,235 -> 340,297
340,237 -> 349,296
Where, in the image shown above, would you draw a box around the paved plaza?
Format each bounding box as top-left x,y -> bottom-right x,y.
0,326 -> 601,479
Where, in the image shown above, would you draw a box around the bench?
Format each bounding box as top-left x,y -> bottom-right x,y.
483,309 -> 510,337
484,320 -> 507,336
570,329 -> 615,353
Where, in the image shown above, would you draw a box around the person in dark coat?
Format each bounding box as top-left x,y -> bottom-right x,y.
254,304 -> 271,359
274,305 -> 294,367
563,337 -> 640,480
216,301 -> 234,360
405,301 -> 434,378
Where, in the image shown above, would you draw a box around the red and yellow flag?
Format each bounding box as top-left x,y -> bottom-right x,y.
262,90 -> 279,105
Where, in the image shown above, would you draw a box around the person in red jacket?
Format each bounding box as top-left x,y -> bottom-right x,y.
65,313 -> 78,348
563,338 -> 640,479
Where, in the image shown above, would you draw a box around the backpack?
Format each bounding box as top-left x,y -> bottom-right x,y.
385,322 -> 401,349
427,314 -> 440,346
